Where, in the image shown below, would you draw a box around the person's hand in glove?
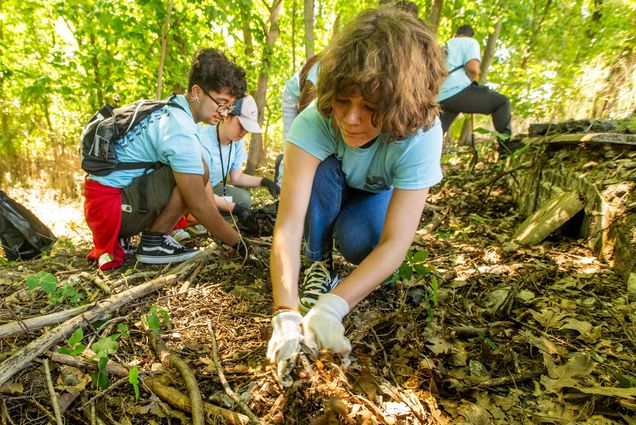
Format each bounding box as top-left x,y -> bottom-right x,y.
302,293 -> 352,360
267,309 -> 303,386
261,177 -> 280,199
232,204 -> 258,234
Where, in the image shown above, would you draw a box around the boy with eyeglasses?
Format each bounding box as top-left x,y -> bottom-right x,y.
84,48 -> 253,269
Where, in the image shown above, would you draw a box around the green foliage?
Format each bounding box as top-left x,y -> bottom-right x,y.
474,126 -> 510,141
129,366 -> 140,400
91,333 -> 121,390
2,0 -> 634,191
388,249 -> 433,284
59,328 -> 87,356
25,271 -> 58,295
25,271 -> 83,305
142,305 -> 171,334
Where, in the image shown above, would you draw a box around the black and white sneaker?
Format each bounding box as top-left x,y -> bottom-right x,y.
299,260 -> 340,314
136,231 -> 200,264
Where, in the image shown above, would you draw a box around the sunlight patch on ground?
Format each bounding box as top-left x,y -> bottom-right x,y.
5,185 -> 90,244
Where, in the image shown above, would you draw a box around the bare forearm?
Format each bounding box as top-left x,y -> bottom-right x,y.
270,225 -> 304,308
230,173 -> 264,188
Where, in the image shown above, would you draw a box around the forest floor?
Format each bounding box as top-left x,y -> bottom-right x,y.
1,144 -> 635,424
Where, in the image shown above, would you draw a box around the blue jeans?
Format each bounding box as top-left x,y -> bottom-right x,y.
304,156 -> 392,265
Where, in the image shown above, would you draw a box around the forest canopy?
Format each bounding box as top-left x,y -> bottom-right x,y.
0,0 -> 634,195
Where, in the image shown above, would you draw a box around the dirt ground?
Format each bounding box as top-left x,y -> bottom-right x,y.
1,144 -> 635,424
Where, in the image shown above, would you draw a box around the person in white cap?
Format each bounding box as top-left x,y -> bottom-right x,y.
196,94 -> 280,231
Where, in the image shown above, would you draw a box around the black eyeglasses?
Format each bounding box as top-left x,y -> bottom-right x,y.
201,88 -> 235,114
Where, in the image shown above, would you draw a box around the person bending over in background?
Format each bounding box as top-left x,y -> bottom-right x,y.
84,48 -> 251,268
438,24 -> 514,157
266,6 -> 446,385
196,94 -> 279,232
276,54 -> 321,186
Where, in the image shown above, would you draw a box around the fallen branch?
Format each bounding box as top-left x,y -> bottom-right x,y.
149,332 -> 205,425
208,322 -> 261,425
0,304 -> 92,339
0,251 -> 210,387
145,378 -> 250,425
46,351 -> 250,425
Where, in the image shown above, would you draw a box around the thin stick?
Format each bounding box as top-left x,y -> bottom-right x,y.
207,322 -> 262,425
43,359 -> 63,425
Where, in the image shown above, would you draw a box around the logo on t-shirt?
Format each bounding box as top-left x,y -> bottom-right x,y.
364,175 -> 388,192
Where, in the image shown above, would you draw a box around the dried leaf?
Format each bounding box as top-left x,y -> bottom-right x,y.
559,318 -> 602,343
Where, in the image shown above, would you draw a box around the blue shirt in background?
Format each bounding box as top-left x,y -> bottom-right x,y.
438,37 -> 481,102
197,124 -> 248,187
91,95 -> 204,188
287,105 -> 443,192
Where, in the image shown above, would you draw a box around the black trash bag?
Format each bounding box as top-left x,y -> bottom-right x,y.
237,202 -> 277,237
0,191 -> 57,260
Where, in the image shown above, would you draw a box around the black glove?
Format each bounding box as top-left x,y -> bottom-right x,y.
261,177 -> 280,199
233,204 -> 258,234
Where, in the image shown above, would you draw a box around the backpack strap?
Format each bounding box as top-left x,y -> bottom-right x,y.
448,65 -> 464,75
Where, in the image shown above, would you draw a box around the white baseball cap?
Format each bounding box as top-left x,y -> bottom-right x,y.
230,95 -> 263,134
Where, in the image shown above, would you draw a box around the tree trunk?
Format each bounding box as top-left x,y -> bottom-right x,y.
304,0 -> 314,58
156,0 -> 174,99
246,0 -> 284,174
592,45 -> 636,118
292,0 -> 297,72
520,0 -> 553,69
90,34 -> 104,108
332,13 -> 341,38
428,0 -> 444,34
0,0 -> 7,135
458,21 -> 502,145
239,2 -> 254,56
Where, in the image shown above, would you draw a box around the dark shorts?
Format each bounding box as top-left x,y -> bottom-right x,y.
119,166 -> 176,238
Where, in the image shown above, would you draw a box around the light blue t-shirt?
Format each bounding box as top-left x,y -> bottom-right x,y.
282,62 -> 320,139
91,95 -> 204,188
197,124 -> 248,187
287,106 -> 443,192
438,37 -> 481,102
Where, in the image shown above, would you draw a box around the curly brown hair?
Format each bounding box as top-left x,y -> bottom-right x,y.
316,7 -> 446,140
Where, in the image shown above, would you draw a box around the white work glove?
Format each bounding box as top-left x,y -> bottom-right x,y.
303,293 -> 352,359
266,310 -> 303,386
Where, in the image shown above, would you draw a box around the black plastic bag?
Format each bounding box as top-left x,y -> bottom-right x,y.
0,191 -> 56,260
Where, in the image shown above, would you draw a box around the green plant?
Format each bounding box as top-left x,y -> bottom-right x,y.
387,249 -> 435,284
128,366 -> 140,400
91,334 -> 121,389
142,305 -> 171,334
474,126 -> 511,141
59,328 -> 86,356
426,276 -> 439,323
25,271 -> 83,305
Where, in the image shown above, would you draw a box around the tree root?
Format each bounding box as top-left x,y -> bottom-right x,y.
46,351 -> 250,424
148,332 -> 205,425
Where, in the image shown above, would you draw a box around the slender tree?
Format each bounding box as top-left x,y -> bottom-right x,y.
428,0 -> 444,34
304,0 -> 315,58
156,0 -> 174,99
246,0 -> 284,173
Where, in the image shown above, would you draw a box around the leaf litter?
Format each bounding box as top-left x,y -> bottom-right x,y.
0,146 -> 634,424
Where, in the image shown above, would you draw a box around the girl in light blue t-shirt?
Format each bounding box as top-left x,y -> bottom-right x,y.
266,7 -> 447,386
